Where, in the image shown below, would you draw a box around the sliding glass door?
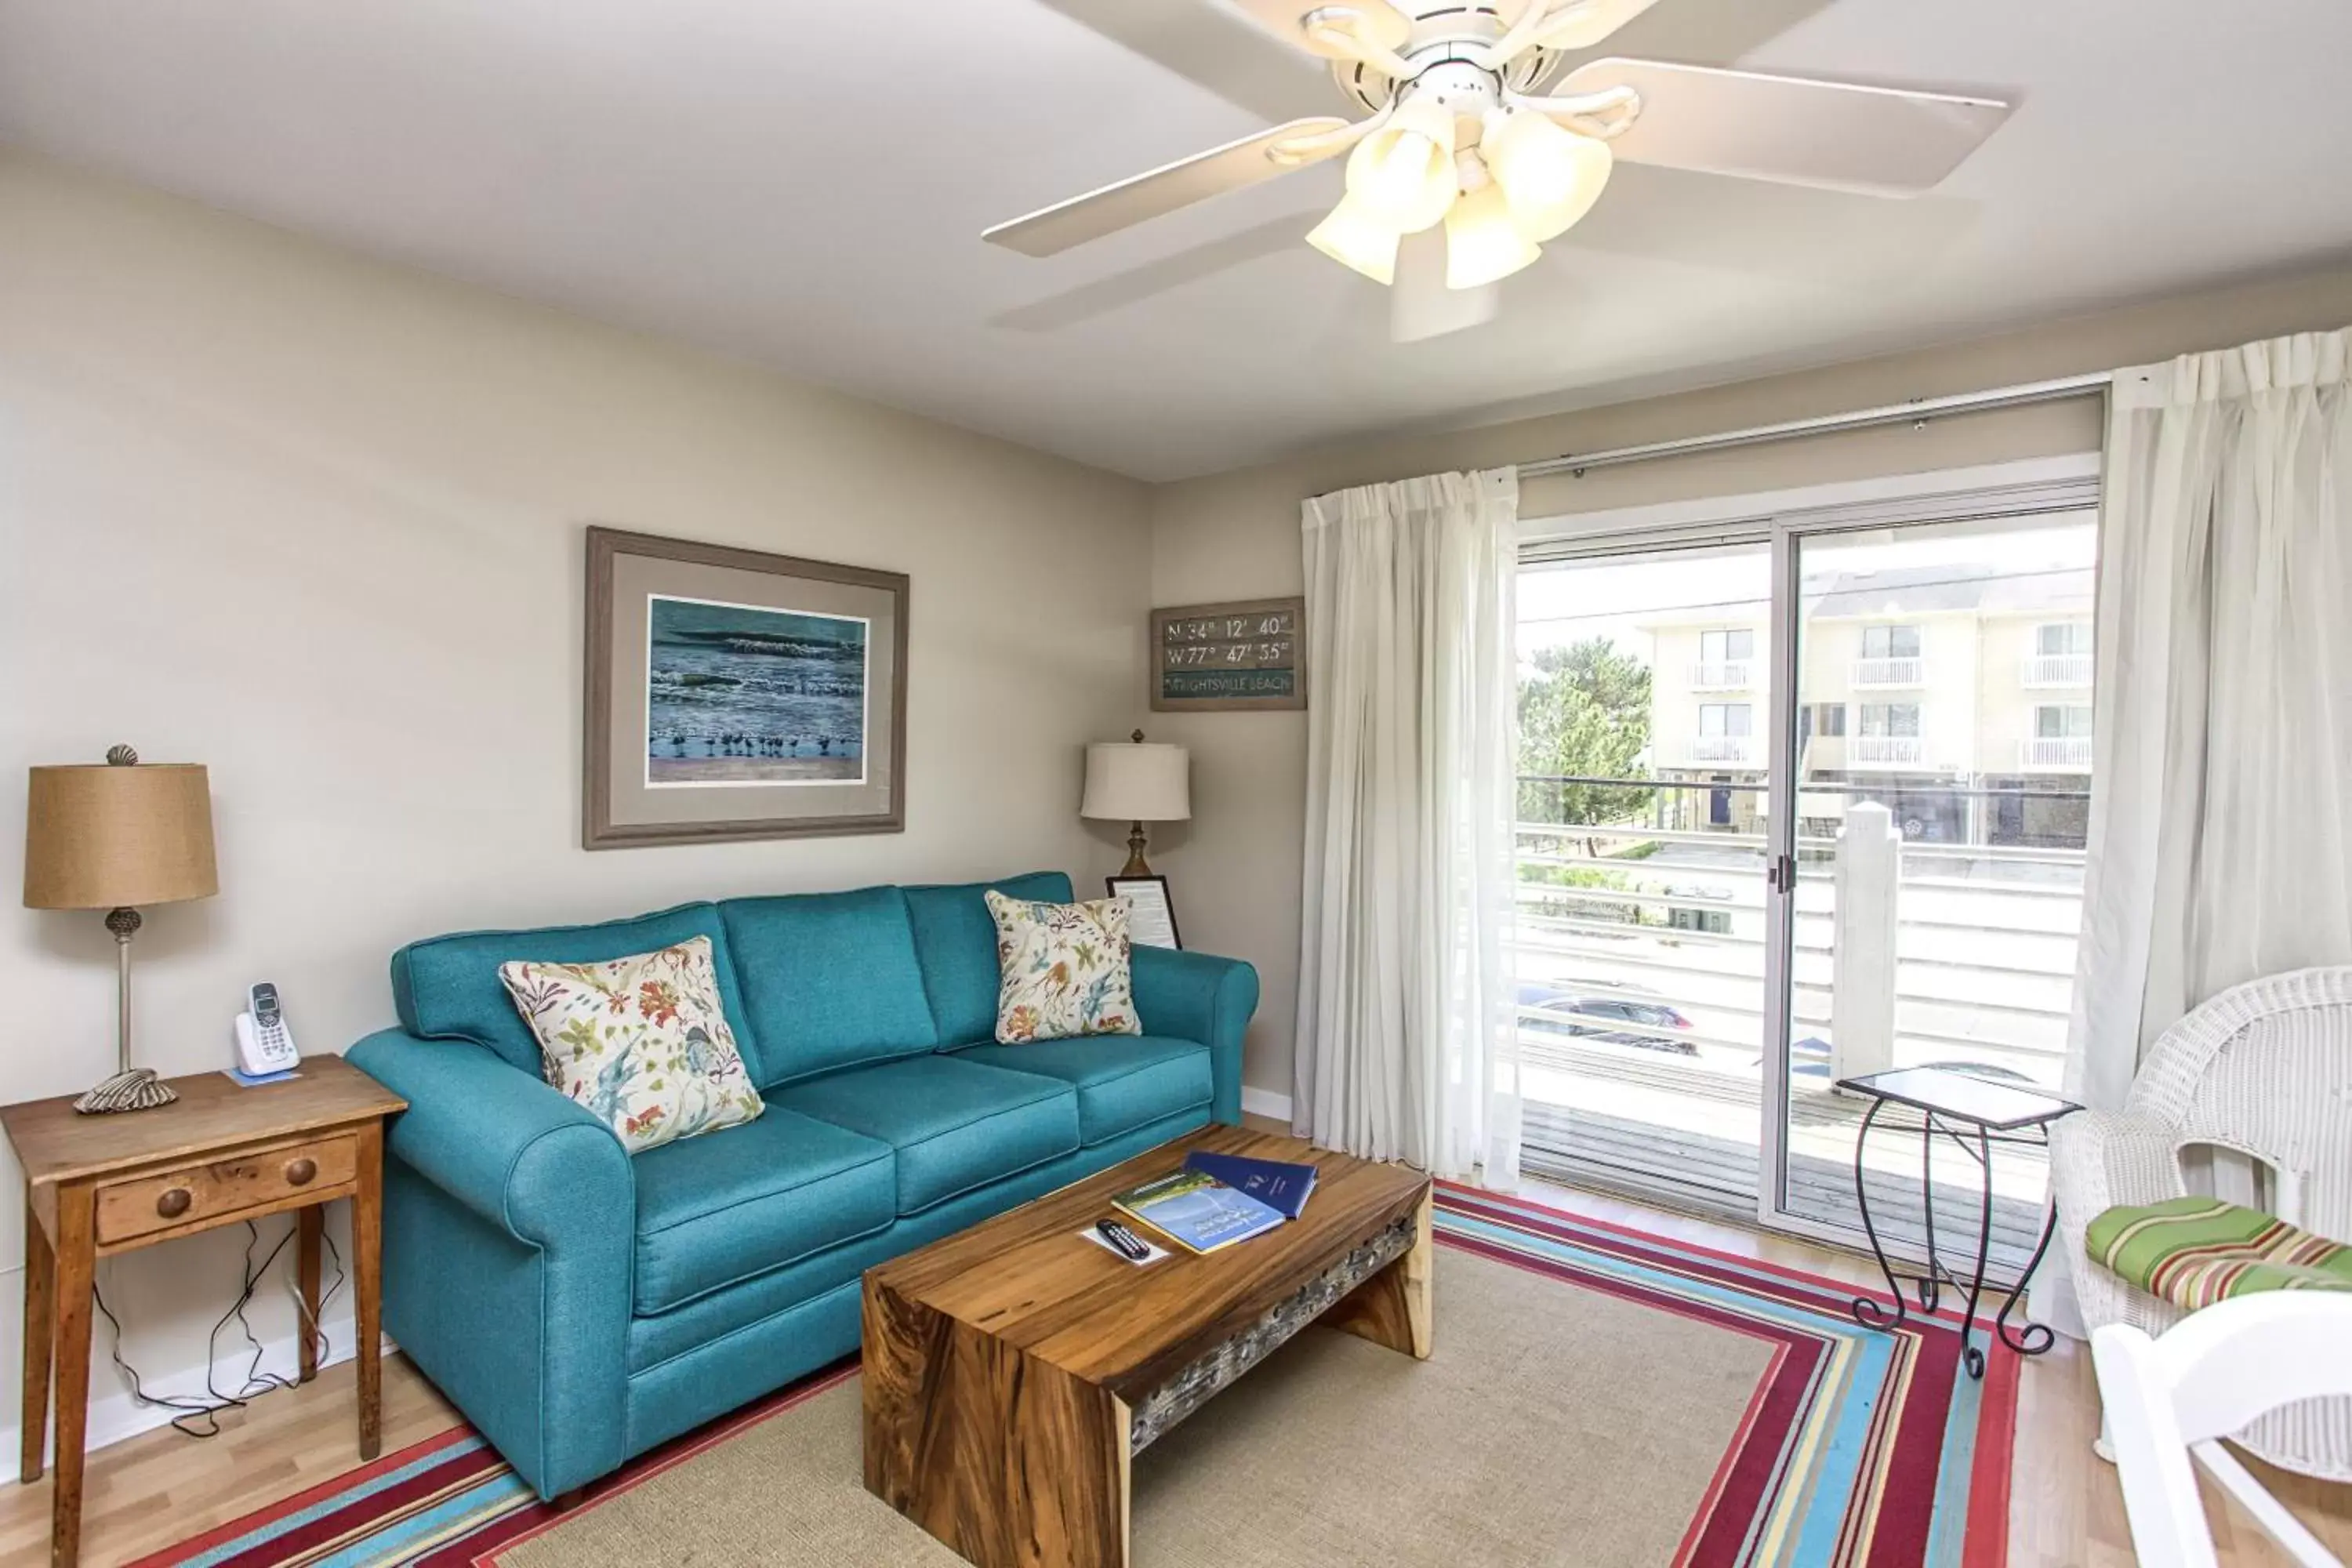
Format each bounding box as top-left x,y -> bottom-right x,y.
1514,539 -> 1776,1207
1760,505 -> 2098,1269
1513,474 -> 2099,1262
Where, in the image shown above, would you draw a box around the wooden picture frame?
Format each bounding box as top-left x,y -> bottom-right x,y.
1150,596 -> 1305,713
583,526 -> 909,848
1107,873 -> 1181,950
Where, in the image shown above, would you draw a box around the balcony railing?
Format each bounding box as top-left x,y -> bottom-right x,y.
1510,786 -> 2089,1268
1688,661 -> 1753,690
2023,654 -> 2093,687
1690,735 -> 1757,764
1852,656 -> 1925,687
1850,735 -> 1925,766
2021,735 -> 2094,769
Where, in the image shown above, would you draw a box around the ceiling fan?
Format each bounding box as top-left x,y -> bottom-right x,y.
985,0 -> 2013,340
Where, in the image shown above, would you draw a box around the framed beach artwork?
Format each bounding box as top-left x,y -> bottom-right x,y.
583,527 -> 909,848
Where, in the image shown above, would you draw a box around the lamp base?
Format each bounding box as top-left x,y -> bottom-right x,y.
74,1067 -> 178,1116
1120,821 -> 1153,879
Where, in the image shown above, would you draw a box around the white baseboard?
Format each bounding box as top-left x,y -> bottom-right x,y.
0,1313 -> 368,1465
1240,1086 -> 1294,1123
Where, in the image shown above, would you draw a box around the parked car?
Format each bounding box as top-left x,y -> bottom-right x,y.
1515,983 -> 1699,1054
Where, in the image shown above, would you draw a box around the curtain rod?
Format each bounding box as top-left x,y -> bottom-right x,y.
1519,372 -> 2114,480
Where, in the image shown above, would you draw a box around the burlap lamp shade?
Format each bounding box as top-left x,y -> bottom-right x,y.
22,751 -> 218,1112
24,762 -> 217,910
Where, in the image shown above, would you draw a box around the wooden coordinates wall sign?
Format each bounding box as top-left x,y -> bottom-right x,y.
1150,597 -> 1305,713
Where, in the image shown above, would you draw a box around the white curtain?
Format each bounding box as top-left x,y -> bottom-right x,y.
2069,328 -> 2352,1112
1293,467 -> 1523,1183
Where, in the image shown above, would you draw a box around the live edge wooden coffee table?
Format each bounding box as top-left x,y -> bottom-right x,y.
862,1125 -> 1432,1568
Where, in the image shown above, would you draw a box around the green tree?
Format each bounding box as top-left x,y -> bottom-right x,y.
1518,639 -> 1654,827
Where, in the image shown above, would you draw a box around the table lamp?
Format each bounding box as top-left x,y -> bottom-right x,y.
1080,731 -> 1190,877
23,746 -> 218,1113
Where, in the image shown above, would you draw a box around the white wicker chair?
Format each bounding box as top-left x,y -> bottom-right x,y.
2052,966 -> 2352,1482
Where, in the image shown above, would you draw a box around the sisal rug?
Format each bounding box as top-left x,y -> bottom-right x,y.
137,1182 -> 2017,1567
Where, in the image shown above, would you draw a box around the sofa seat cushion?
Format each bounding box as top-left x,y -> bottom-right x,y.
630,1108 -> 895,1316
952,1036 -> 1211,1147
2085,1195 -> 2352,1311
773,1057 -> 1080,1215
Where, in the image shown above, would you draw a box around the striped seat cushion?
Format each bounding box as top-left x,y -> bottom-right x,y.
2085,1196 -> 2352,1310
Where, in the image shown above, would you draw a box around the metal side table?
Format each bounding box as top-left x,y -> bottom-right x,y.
1835,1065 -> 2082,1379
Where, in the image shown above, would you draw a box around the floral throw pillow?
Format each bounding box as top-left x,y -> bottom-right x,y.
985,889 -> 1143,1044
498,935 -> 764,1155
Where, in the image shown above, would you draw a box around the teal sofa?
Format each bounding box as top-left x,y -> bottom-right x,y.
346,872 -> 1257,1500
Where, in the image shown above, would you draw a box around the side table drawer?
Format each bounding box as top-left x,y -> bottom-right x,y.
96,1134 -> 358,1246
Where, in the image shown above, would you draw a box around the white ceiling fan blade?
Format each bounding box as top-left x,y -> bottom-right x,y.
1033,0 -> 1328,122
1532,0 -> 1665,53
1560,59 -> 2013,198
1231,0 -> 1413,60
984,118 -> 1352,258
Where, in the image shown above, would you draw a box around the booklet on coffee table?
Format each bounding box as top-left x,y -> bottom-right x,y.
1111,1169 -> 1287,1254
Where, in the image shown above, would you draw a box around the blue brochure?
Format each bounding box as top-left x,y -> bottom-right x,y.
1182,1150 -> 1319,1220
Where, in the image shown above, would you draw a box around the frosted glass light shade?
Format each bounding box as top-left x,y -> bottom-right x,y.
1444,181 -> 1542,289
1080,742 -> 1191,822
1345,95 -> 1461,234
1482,111 -> 1613,241
1308,194 -> 1402,284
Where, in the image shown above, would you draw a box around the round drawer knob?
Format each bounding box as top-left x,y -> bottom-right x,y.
284,1157 -> 318,1187
156,1188 -> 192,1219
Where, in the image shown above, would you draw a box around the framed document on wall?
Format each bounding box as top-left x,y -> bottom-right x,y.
1107,874 -> 1181,950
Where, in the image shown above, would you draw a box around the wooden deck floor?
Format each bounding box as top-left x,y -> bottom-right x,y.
1520,1038 -> 2051,1274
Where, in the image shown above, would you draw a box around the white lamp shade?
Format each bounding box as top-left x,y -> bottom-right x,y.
1481,111 -> 1613,241
1345,93 -> 1461,235
1443,180 -> 1542,289
1081,742 -> 1191,822
1307,194 -> 1402,285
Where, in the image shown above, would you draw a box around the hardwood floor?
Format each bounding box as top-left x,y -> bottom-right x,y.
0,1145 -> 2343,1566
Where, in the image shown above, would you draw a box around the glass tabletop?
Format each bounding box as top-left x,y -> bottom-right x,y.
1832,1066 -> 2083,1131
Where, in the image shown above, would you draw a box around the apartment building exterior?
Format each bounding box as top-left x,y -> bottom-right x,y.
1645,564 -> 2095,844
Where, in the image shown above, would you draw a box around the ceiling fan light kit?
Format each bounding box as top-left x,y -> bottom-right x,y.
1444,175 -> 1543,289
1483,106 -> 1614,241
1343,90 -> 1464,233
985,0 -> 2014,340
1307,193 -> 1403,284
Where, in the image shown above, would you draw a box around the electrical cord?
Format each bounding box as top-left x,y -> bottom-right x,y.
91,1215 -> 350,1439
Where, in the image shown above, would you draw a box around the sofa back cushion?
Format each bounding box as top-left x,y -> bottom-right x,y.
393,902 -> 758,1078
719,885 -> 938,1087
905,871 -> 1073,1047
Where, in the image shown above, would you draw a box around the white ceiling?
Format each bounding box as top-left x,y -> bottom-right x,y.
4,0 -> 2352,481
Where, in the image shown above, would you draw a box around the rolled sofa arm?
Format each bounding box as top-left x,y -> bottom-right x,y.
1131,946 -> 1260,1126
2050,1108 -> 2189,1339
346,1029 -> 634,1497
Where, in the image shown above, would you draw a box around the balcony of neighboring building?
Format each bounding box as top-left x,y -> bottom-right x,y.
1687,660 -> 1754,691
1849,655 -> 1926,688
1688,735 -> 1759,765
2022,622 -> 2094,689
1849,735 -> 1927,767
2020,735 -> 2094,770
2021,652 -> 2093,688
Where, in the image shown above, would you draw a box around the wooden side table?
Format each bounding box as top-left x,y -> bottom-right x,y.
2,1055 -> 406,1568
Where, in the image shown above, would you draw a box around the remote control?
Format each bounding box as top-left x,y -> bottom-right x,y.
1096,1219 -> 1151,1261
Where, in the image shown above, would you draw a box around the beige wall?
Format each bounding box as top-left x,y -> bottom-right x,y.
0,154 -> 1152,1450
1149,263 -> 2352,1108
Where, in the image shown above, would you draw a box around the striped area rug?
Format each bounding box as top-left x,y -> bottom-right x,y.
136,1181 -> 2016,1567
